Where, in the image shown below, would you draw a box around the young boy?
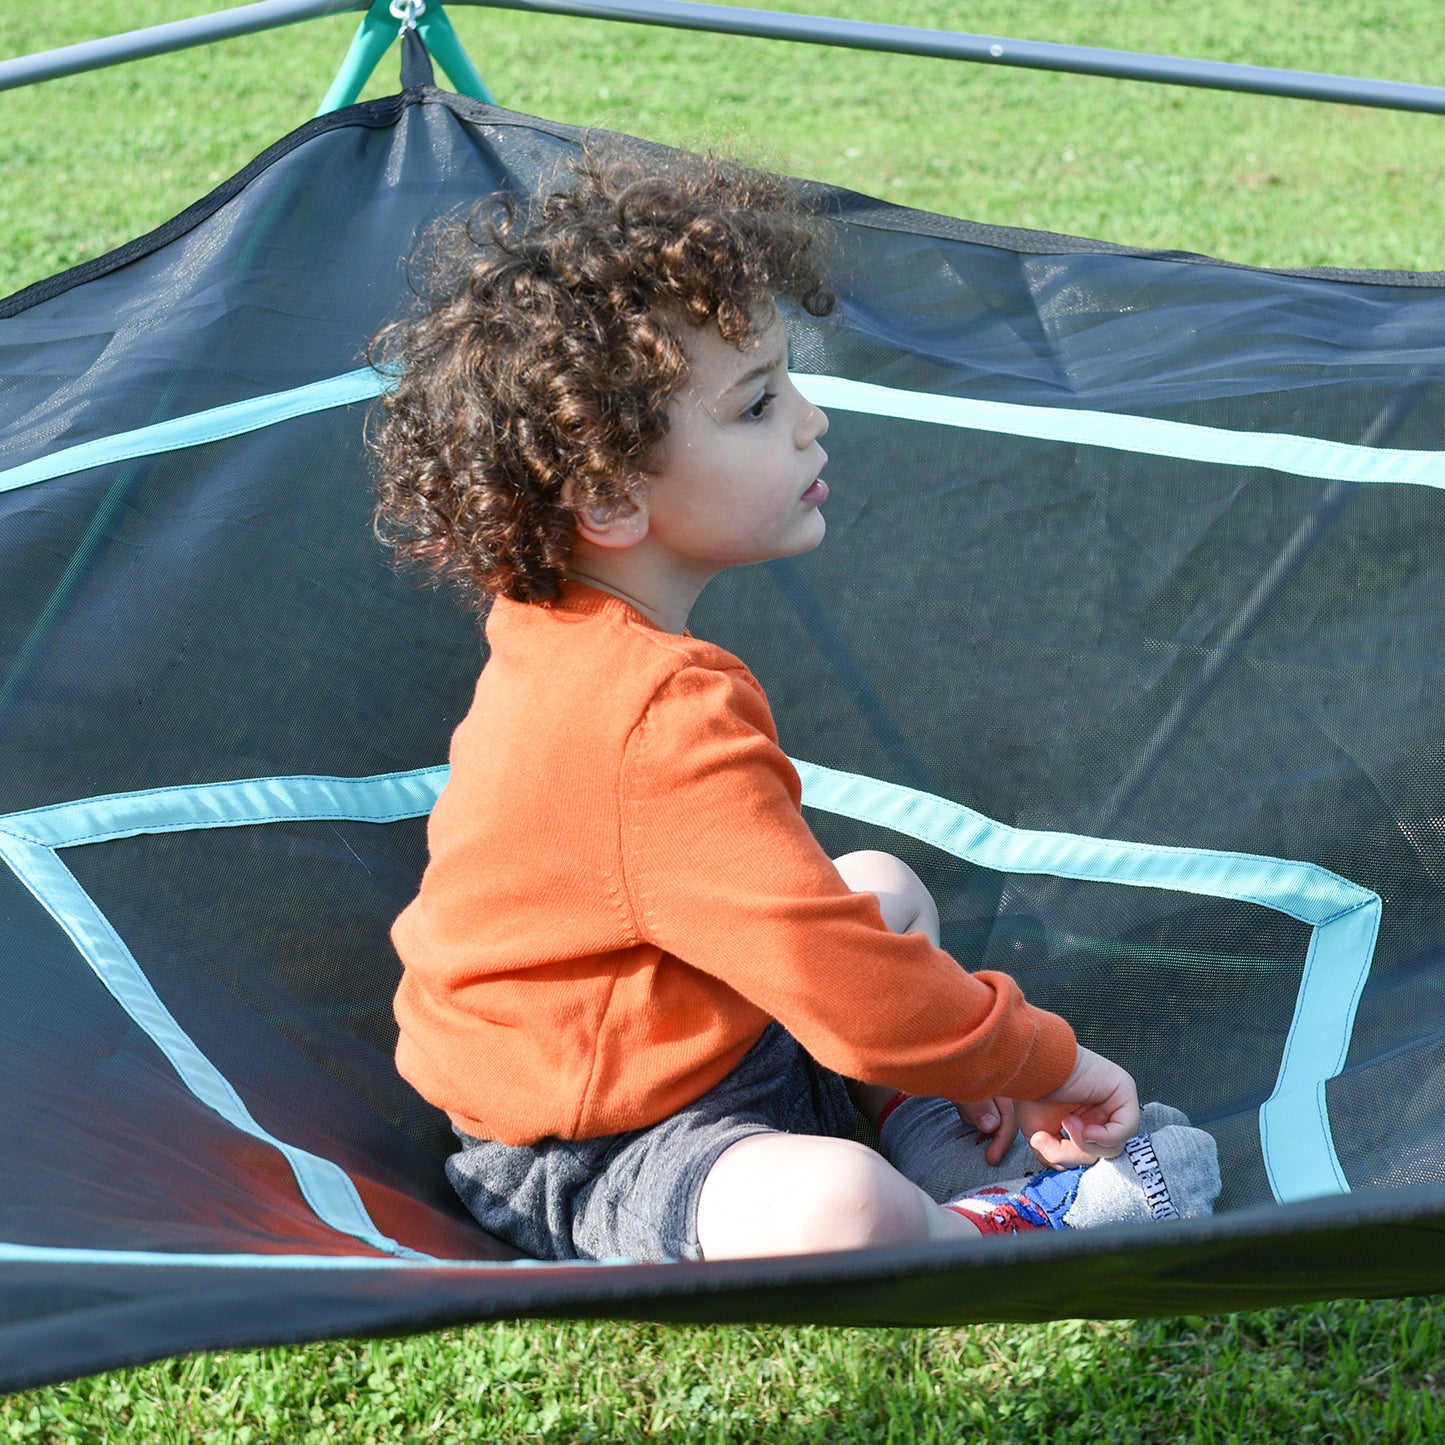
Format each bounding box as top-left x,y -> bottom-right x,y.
370,143 -> 1219,1262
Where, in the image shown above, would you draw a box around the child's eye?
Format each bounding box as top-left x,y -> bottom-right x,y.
743,391 -> 777,421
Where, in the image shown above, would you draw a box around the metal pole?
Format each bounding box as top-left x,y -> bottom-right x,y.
314,1 -> 404,113
0,0 -> 366,92
417,3 -> 496,102
6,0 -> 1445,117
454,0 -> 1445,117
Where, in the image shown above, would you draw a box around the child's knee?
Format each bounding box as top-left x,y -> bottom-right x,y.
800,1139 -> 932,1250
697,1135 -> 931,1258
832,850 -> 939,943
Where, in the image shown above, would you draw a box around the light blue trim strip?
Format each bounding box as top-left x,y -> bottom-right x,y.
793,759 -> 1371,926
1258,898 -> 1380,1200
796,374 -> 1445,490
6,366 -> 1443,502
0,368 -> 387,496
792,758 -> 1379,1203
5,767 -> 449,849
0,1241 -> 630,1272
0,828 -> 432,1262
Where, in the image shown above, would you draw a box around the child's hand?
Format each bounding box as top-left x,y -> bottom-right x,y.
1014,1046 -> 1140,1168
955,1097 -> 1018,1166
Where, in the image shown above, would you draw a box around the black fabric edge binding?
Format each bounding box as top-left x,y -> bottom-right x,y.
3,1182 -> 1445,1394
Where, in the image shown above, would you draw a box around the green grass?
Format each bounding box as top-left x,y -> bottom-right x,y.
4,2 -> 1445,1438
3,0 -> 1445,298
5,1305 -> 1445,1443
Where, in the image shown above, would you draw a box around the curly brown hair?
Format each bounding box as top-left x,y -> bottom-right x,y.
367,142 -> 835,605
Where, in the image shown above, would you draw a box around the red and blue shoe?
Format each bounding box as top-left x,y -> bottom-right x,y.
945,1166 -> 1084,1236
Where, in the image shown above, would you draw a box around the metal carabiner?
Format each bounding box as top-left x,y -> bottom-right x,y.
389,0 -> 426,31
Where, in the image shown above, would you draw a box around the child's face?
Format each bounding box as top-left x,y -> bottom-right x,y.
639,312 -> 830,579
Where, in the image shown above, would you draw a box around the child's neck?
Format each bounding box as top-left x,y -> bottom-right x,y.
565,551 -> 714,636
564,570 -> 686,632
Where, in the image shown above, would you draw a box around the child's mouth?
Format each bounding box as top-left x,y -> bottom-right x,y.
802,477 -> 829,504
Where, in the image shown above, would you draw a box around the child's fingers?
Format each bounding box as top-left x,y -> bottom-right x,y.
955,1097 -> 1000,1136
1065,1049 -> 1140,1139
1029,1113 -> 1131,1167
1074,1133 -> 1127,1161
1072,1109 -> 1134,1160
983,1098 -> 1017,1164
1028,1128 -> 1096,1168
959,1098 -> 1005,1132
956,1097 -> 1017,1163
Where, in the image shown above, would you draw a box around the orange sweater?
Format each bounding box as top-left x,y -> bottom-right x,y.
392,584 -> 1076,1145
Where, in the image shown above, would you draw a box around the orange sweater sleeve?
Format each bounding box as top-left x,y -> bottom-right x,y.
618,661 -> 1077,1104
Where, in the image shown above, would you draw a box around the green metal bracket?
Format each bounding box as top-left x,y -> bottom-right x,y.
316,0 -> 495,115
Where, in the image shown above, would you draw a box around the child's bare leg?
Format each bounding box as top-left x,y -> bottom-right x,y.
832,849 -> 939,944
694,1133 -> 980,1259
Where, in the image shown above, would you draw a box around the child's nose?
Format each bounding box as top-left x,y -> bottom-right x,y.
801,403 -> 829,445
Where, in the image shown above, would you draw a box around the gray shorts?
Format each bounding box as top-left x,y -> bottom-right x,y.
445,1024 -> 859,1262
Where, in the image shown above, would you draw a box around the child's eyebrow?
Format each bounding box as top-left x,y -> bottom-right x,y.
720,348 -> 788,398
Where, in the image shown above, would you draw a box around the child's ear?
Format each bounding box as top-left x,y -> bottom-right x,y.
573,497 -> 649,549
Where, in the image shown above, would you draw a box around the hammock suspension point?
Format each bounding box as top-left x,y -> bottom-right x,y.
317,0 -> 496,113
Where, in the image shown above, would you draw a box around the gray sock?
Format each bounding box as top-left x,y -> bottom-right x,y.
1061,1111 -> 1221,1227
882,1096 -> 1220,1223
929,1101 -> 1220,1231
878,1094 -> 1051,1204
1135,1101 -> 1191,1133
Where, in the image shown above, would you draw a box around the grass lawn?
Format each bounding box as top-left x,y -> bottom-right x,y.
3,0 -> 1445,296
3,1305 -> 1445,1441
3,2 -> 1445,1439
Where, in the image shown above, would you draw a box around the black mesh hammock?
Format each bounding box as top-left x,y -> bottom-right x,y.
4,63 -> 1445,1391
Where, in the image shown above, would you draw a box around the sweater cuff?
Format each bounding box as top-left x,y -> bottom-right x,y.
1000,1005 -> 1078,1101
